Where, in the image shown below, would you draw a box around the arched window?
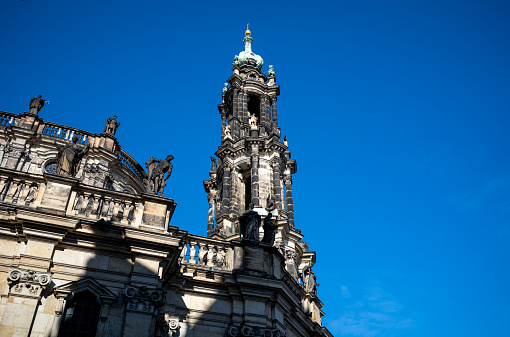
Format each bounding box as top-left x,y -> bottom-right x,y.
58,291 -> 101,337
244,175 -> 252,210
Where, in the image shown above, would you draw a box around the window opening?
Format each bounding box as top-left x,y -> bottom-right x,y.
58,291 -> 101,337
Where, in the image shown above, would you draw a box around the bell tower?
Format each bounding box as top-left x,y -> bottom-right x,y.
204,26 -> 299,240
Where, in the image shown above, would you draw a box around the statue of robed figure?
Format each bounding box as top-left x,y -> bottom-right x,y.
29,95 -> 45,115
238,203 -> 261,241
55,135 -> 90,177
261,213 -> 277,246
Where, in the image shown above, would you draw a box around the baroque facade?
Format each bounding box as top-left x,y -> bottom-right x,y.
0,29 -> 333,337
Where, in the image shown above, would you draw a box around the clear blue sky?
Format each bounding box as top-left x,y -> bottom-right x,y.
2,1 -> 509,336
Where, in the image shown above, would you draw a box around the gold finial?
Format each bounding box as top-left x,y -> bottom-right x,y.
245,23 -> 251,37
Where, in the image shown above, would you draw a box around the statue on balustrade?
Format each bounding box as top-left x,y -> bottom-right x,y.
104,115 -> 121,136
239,203 -> 261,241
55,135 -> 90,177
28,95 -> 45,115
145,155 -> 173,196
262,213 -> 277,246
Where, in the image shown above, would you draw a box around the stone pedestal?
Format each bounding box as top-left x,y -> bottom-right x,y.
38,173 -> 78,214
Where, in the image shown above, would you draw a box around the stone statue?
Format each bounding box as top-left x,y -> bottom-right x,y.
222,83 -> 228,95
146,155 -> 173,196
233,55 -> 240,67
24,185 -> 38,206
55,135 -> 90,177
104,115 -> 121,136
224,124 -> 232,139
238,203 -> 261,241
283,136 -> 288,147
285,249 -> 299,280
265,193 -> 276,212
210,157 -> 217,173
29,95 -> 45,115
249,113 -> 257,128
268,65 -> 276,77
262,213 -> 277,246
302,267 -> 319,295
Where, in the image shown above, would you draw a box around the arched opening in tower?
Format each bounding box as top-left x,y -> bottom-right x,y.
247,95 -> 261,122
244,175 -> 252,210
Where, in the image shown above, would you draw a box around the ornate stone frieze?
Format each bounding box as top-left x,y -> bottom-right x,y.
7,267 -> 52,297
123,285 -> 166,314
228,324 -> 285,337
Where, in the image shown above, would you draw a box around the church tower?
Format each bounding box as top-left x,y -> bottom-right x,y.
204,26 -> 298,239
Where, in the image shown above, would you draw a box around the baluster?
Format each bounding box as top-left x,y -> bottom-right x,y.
180,244 -> 188,264
207,245 -> 216,267
198,243 -> 207,265
189,242 -> 197,264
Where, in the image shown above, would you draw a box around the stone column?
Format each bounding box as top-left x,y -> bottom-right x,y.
221,165 -> 231,217
233,88 -> 239,118
221,113 -> 227,142
229,168 -> 240,218
242,91 -> 248,124
207,194 -> 215,233
272,162 -> 284,211
1,268 -> 52,337
251,154 -> 260,207
284,175 -> 295,228
271,96 -> 278,127
260,95 -> 270,128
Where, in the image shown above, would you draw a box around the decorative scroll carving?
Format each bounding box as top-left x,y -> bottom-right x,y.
7,267 -> 52,297
123,285 -> 166,314
156,313 -> 180,337
228,324 -> 285,337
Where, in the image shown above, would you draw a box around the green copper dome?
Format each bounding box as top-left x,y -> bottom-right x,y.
233,27 -> 263,71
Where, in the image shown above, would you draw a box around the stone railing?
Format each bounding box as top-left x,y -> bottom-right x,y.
68,185 -> 142,226
0,169 -> 45,208
181,235 -> 233,271
118,150 -> 146,182
38,121 -> 92,145
0,167 -> 176,231
36,118 -> 146,183
0,111 -> 17,128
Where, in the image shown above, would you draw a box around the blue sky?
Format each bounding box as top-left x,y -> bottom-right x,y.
1,1 -> 510,336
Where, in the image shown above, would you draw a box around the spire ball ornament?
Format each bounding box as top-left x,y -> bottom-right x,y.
245,23 -> 251,36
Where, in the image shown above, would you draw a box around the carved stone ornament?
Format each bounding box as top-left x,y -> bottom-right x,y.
228,324 -> 285,337
7,267 -> 52,297
156,313 -> 180,337
123,285 -> 166,314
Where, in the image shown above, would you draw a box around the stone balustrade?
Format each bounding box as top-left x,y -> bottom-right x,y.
0,167 -> 175,230
181,235 -> 233,271
38,121 -> 91,145
118,149 -> 146,182
0,111 -> 16,127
